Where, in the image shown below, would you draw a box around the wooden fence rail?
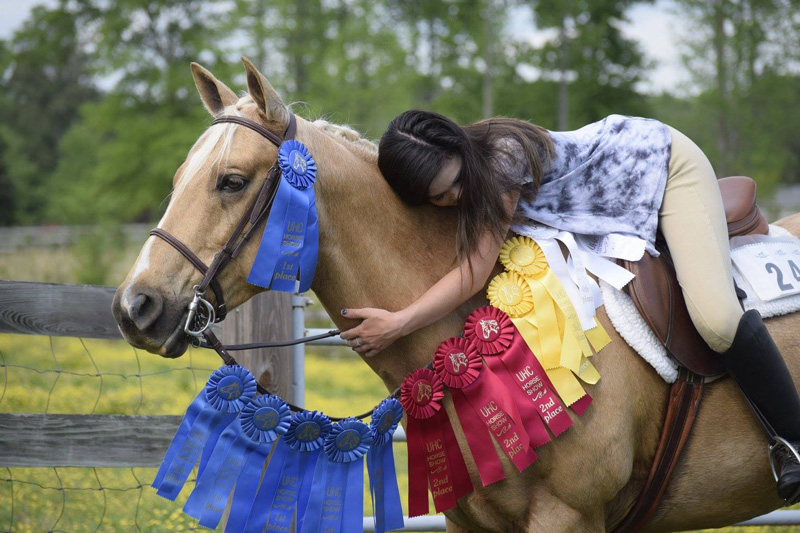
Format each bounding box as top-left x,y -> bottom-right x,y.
0,414 -> 180,467
0,279 -> 293,468
0,281 -> 121,339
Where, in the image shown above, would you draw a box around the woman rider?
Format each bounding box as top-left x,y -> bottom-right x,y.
337,109 -> 800,503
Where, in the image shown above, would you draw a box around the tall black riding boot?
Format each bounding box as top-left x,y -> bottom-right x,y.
722,309 -> 800,504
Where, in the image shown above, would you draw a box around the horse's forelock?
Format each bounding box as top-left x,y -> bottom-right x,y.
172,98 -> 254,197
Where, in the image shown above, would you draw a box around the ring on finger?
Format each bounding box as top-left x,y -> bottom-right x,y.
354,338 -> 362,348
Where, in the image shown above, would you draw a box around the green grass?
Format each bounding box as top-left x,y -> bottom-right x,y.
3,333 -> 794,532
0,333 -> 409,532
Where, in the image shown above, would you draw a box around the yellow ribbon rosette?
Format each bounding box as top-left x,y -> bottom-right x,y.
489,235 -> 610,403
486,271 -> 533,318
499,237 -> 562,368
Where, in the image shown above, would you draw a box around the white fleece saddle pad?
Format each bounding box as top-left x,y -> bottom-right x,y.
601,224 -> 800,383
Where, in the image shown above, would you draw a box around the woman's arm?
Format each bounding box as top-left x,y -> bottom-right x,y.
339,188 -> 521,357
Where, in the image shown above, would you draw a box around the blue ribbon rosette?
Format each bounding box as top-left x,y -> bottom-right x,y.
182,394 -> 291,530
367,398 -> 405,533
152,365 -> 257,501
300,418 -> 372,533
237,410 -> 332,533
247,139 -> 319,293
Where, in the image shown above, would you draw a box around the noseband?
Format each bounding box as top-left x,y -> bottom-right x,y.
148,112 -> 394,420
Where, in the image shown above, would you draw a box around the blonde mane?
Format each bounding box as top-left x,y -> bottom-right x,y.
310,117 -> 379,163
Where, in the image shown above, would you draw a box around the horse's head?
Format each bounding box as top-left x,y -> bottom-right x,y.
112,58 -> 303,357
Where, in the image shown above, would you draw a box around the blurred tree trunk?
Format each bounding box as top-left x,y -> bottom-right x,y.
558,17 -> 569,130
713,1 -> 730,176
482,0 -> 494,118
532,0 -> 653,128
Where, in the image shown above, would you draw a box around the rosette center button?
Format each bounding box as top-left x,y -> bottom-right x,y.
295,421 -> 322,443
216,375 -> 244,400
253,407 -> 280,430
335,429 -> 362,452
475,317 -> 501,342
411,380 -> 434,406
509,244 -> 535,266
377,411 -> 395,434
443,350 -> 470,376
498,282 -> 523,305
290,150 -> 307,174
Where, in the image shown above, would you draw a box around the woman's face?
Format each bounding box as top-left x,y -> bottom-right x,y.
426,155 -> 462,207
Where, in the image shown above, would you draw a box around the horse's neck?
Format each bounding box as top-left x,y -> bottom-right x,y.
306,129 -> 465,390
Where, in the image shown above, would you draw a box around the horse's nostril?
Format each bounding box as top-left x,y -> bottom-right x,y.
126,290 -> 164,332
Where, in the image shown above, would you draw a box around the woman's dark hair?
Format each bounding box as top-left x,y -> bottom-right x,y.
377,109 -> 554,284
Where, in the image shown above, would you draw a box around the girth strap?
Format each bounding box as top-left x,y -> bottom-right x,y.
612,367 -> 705,532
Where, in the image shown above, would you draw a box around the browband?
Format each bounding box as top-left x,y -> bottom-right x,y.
211,112 -> 297,146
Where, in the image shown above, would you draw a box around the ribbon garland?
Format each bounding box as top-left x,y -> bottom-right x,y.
400,368 -> 472,517
367,399 -> 405,533
152,227 -> 615,530
432,337 -> 537,483
247,139 -> 319,293
152,365 -> 257,501
182,394 -> 291,530
300,418 -> 372,533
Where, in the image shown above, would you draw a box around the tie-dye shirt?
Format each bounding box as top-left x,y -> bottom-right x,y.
495,114 -> 672,255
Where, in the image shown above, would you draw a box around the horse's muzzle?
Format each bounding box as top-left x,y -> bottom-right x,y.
112,283 -> 190,358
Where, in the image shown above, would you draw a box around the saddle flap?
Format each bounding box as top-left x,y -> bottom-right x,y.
619,176 -> 768,377
621,243 -> 726,377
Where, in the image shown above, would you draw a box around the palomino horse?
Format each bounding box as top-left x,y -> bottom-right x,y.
112,58 -> 800,532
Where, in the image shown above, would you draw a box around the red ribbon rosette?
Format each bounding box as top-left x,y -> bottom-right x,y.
433,337 -> 537,481
464,305 -> 575,441
400,368 -> 472,517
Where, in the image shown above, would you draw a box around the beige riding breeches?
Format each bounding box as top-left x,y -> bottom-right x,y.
658,125 -> 744,352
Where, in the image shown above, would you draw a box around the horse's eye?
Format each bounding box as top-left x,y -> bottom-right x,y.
218,174 -> 247,192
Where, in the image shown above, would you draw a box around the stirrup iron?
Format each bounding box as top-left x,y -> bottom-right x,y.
768,436 -> 800,482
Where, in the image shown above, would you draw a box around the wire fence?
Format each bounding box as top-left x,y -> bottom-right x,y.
0,281 -> 408,532
0,332 -> 222,532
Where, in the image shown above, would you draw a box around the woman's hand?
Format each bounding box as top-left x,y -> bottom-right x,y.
338,307 -> 408,357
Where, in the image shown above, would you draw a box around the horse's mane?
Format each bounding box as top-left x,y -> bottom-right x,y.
309,117 -> 378,163
233,94 -> 380,162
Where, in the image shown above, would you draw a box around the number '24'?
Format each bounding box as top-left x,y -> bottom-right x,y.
765,260 -> 800,291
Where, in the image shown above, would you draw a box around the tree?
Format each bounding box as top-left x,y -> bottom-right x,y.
530,0 -> 653,129
46,0 -> 229,223
672,0 -> 800,188
0,3 -> 98,224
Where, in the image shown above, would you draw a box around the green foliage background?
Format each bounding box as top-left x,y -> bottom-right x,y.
1,0 -> 800,530
1,0 -> 798,227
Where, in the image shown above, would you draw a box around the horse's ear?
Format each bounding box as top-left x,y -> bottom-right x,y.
190,62 -> 238,116
241,56 -> 289,126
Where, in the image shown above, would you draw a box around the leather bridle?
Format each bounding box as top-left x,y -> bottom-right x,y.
150,112 -> 297,328
151,113 -> 298,332
148,111 -> 399,420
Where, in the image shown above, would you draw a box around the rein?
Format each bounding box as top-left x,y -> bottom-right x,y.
150,111 -> 401,421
